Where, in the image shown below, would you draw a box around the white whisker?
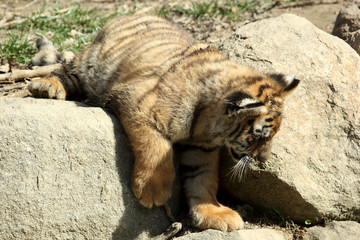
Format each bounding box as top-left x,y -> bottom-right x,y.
227,155 -> 254,182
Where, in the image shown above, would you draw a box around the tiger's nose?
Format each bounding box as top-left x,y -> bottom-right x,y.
252,142 -> 272,162
256,151 -> 270,162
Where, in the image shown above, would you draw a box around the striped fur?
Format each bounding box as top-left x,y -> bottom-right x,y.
28,15 -> 299,232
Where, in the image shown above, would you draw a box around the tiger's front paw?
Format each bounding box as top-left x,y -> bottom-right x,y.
28,77 -> 66,100
132,167 -> 174,208
191,203 -> 244,232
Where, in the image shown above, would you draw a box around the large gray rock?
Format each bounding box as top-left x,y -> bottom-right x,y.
332,1 -> 360,54
0,97 -> 179,239
219,14 -> 360,224
304,221 -> 360,240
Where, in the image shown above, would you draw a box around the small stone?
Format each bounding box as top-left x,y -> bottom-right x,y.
332,1 -> 360,54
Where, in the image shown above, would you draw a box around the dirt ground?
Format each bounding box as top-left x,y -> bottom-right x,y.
0,0 -> 350,98
0,0 -> 349,43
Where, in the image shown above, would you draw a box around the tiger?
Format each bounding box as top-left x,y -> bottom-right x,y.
27,14 -> 299,232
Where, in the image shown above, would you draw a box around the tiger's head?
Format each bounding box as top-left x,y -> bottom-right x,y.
223,73 -> 299,169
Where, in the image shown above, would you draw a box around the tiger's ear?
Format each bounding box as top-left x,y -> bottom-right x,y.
269,74 -> 300,97
282,75 -> 300,97
225,91 -> 267,117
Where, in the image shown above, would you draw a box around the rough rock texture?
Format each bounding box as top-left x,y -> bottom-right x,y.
219,14 -> 360,224
174,229 -> 291,240
332,1 -> 360,54
304,221 -> 360,240
0,97 -> 180,239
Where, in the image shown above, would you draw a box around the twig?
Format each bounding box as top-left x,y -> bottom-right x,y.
0,64 -> 62,83
279,0 -> 341,9
0,80 -> 14,84
14,0 -> 38,11
0,7 -> 70,28
0,82 -> 26,92
0,18 -> 27,28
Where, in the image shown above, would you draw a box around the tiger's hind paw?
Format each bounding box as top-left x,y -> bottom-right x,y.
191,203 -> 244,232
28,77 -> 66,100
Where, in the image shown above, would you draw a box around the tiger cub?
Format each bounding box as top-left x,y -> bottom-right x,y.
27,15 -> 299,232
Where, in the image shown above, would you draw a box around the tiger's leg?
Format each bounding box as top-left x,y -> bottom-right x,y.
121,119 -> 175,208
180,147 -> 244,232
27,75 -> 66,100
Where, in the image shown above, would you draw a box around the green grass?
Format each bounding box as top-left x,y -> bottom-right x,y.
157,0 -> 262,21
0,32 -> 37,64
157,0 -> 304,21
0,6 -> 131,64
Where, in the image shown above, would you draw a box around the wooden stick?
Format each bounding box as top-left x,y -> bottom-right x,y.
0,64 -> 62,82
0,18 -> 28,28
14,0 -> 38,11
0,82 -> 26,92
